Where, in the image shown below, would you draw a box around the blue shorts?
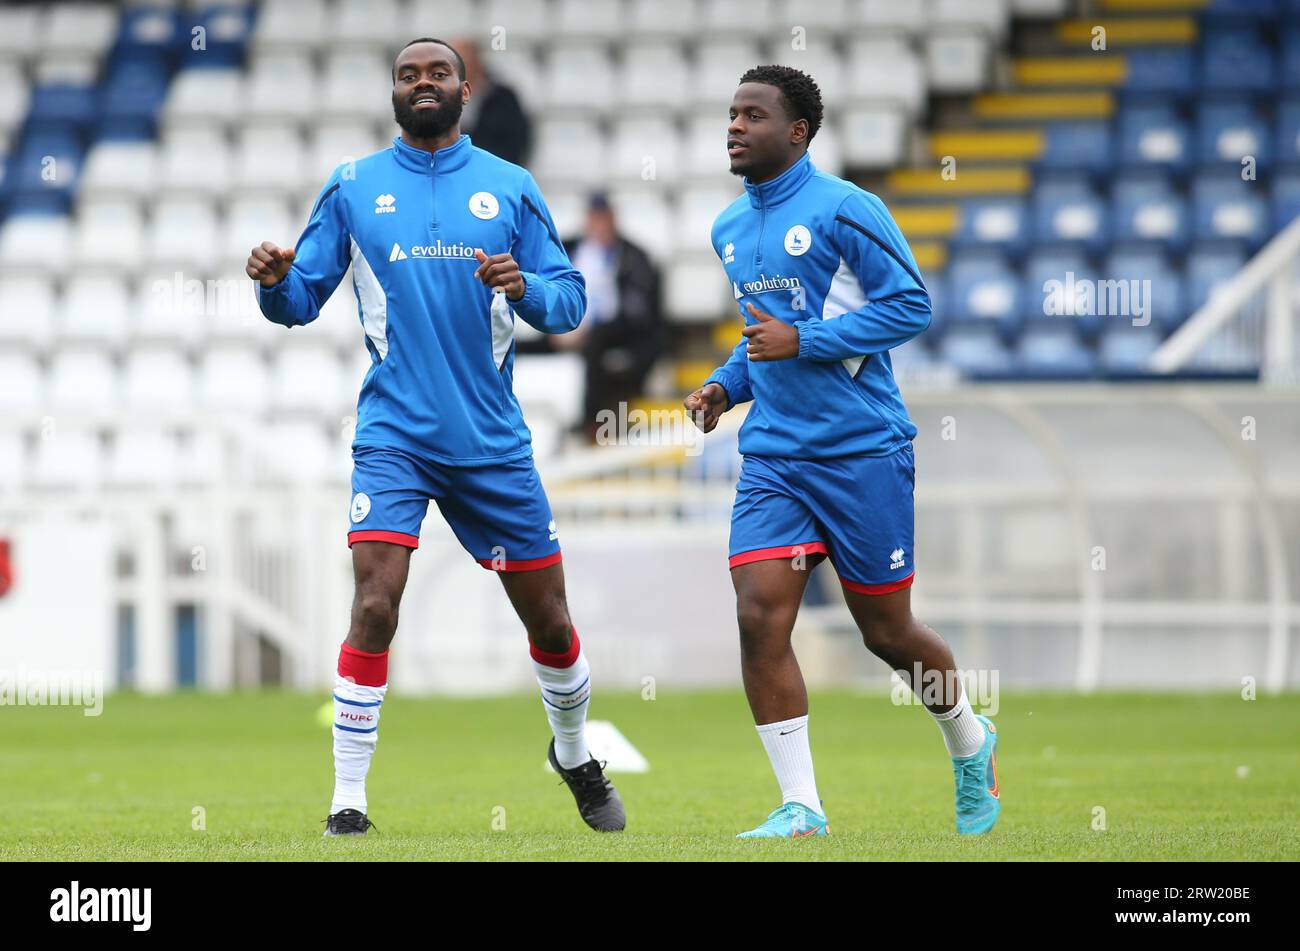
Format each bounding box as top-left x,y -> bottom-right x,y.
347,446 -> 561,571
728,447 -> 916,594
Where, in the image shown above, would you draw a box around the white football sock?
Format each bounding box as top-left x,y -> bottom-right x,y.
931,685 -> 986,759
756,714 -> 823,814
331,674 -> 387,814
532,633 -> 591,770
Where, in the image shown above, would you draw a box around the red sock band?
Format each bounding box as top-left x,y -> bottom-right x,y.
529,628 -> 581,669
338,642 -> 389,686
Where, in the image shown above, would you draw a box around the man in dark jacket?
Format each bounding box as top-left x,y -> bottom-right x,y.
455,39 -> 532,167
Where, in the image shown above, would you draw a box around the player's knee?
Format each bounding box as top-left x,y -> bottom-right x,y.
857,616 -> 909,657
352,589 -> 399,647
736,601 -> 789,654
523,597 -> 572,653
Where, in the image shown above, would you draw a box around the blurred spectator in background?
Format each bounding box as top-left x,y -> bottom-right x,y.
454,38 -> 532,166
550,194 -> 664,439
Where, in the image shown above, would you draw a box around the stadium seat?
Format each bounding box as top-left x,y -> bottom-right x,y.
1103,248 -> 1187,333
325,0 -> 403,50
321,50 -> 390,123
1283,30 -> 1300,90
1124,48 -> 1196,98
556,0 -> 626,39
1272,172 -> 1300,231
105,429 -> 181,488
0,6 -> 40,62
845,38 -> 926,113
1276,99 -> 1300,167
163,68 -> 244,128
223,196 -> 295,265
1015,323 -> 1098,378
39,3 -> 120,60
30,429 -> 103,490
1185,244 -> 1249,313
79,141 -> 158,200
49,349 -> 118,412
232,126 -> 306,195
271,347 -> 347,416
924,32 -> 992,94
952,198 -> 1030,260
0,353 -> 43,412
72,197 -> 146,271
484,0 -> 554,45
1032,181 -> 1108,255
0,214 -> 73,276
1110,173 -> 1188,256
59,275 -> 131,347
666,259 -> 733,323
692,40 -> 764,104
1099,322 -> 1162,376
930,0 -> 1011,37
244,52 -> 316,122
1118,104 -> 1191,174
0,275 -> 57,349
533,118 -> 608,184
937,321 -> 1014,377
123,347 -> 196,411
619,42 -> 692,112
1196,100 -> 1270,169
700,0 -> 776,38
608,188 -> 675,260
251,0 -> 328,53
947,251 -> 1021,332
1039,122 -> 1113,177
683,113 -> 734,180
677,185 -> 741,253
1201,27 -> 1276,94
157,126 -> 232,197
610,116 -> 684,185
1021,249 -> 1101,337
147,197 -> 221,273
199,345 -> 270,414
1192,173 -> 1268,249
840,107 -> 908,168
540,44 -> 614,115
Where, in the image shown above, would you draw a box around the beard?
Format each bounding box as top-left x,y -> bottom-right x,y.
392,90 -> 463,139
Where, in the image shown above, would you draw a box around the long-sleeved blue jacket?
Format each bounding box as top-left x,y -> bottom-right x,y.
258,133 -> 586,465
704,152 -> 931,459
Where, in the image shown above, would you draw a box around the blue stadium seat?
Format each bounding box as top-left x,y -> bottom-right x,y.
1192,172 -> 1268,249
9,130 -> 83,200
1202,29 -> 1275,94
925,274 -> 949,338
1185,245 -> 1249,314
1124,48 -> 1196,98
1283,31 -> 1300,90
1103,248 -> 1187,334
952,198 -> 1030,260
25,83 -> 102,137
1277,99 -> 1300,165
113,7 -> 181,63
1015,323 -> 1098,379
1100,322 -> 1162,376
1111,172 -> 1188,256
101,57 -> 170,135
1196,100 -> 1270,168
1204,0 -> 1282,18
1032,181 -> 1108,256
1039,122 -> 1113,176
1118,104 -> 1191,174
1021,249 -> 1102,337
937,322 -> 1014,378
176,5 -> 256,69
1273,172 -> 1300,230
946,251 -> 1022,336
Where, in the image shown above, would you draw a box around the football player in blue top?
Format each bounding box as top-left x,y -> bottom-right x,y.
249,38 -> 624,837
684,66 -> 999,839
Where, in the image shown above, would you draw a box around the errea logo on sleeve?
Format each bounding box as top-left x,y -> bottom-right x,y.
723,241 -> 735,263
374,194 -> 397,214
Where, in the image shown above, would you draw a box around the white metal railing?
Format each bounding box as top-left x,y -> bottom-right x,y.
1151,215 -> 1300,382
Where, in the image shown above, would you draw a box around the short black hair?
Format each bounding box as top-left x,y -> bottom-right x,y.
393,37 -> 466,82
738,64 -> 823,144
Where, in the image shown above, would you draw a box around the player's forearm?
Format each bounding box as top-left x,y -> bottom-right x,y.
512,271 -> 587,334
256,271 -> 319,327
796,290 -> 931,361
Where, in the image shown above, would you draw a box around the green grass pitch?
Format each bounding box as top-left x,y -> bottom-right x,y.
2,690 -> 1297,861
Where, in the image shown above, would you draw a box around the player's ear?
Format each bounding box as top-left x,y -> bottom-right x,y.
790,118 -> 809,147
461,80 -> 471,104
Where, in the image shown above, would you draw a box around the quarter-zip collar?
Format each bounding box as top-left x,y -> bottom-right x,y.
392,132 -> 473,174
743,151 -> 815,210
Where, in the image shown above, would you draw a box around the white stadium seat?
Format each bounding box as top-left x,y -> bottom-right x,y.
232,125 -> 306,195
857,0 -> 927,35
928,0 -> 1010,36
0,215 -> 73,277
38,3 -> 120,59
0,7 -> 40,61
846,38 -> 926,113
199,345 -> 270,414
72,198 -> 145,271
0,353 -> 43,412
682,113 -> 732,181
701,0 -> 775,38
223,196 -> 295,265
271,346 -> 346,416
31,430 -> 103,490
677,185 -> 741,254
0,431 -> 24,489
406,0 -> 481,38
533,118 -> 609,185
773,0 -> 855,34
252,0 -> 328,53
540,44 -> 614,115
157,127 -> 232,197
163,69 -> 245,128
627,0 -> 698,38
49,350 -> 118,412
123,347 -> 196,411
244,52 -> 316,122
610,116 -> 683,185
321,51 -> 391,123
555,0 -> 626,39
842,106 -> 909,168
59,275 -> 132,347
325,0 -> 404,50
925,32 -> 992,93
767,37 -> 846,106
609,188 -> 675,261
79,141 -> 159,200
146,197 -> 220,273
0,61 -> 30,139
133,273 -> 208,347
0,276 -> 57,349
305,122 -> 379,187
106,430 -> 181,487
484,0 -> 554,45
666,259 -> 734,323
692,40 -> 763,104
619,43 -> 691,112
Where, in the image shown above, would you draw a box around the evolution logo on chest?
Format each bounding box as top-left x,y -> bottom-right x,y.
389,239 -> 482,262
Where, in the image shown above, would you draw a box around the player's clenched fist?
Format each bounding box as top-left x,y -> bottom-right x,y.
683,382 -> 729,434
473,249 -> 526,301
246,241 -> 296,287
